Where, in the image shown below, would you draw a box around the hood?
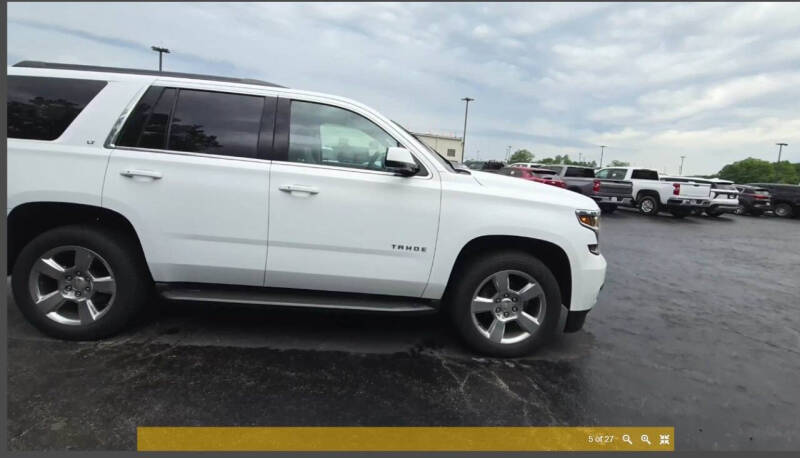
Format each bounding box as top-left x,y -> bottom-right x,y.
470,170 -> 599,210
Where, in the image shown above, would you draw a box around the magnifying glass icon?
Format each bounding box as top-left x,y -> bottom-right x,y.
641,434 -> 652,445
622,434 -> 633,445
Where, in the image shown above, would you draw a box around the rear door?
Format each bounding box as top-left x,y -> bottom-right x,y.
103,85 -> 276,286
264,97 -> 441,297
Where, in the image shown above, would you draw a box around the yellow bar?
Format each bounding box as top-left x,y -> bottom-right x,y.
137,426 -> 675,451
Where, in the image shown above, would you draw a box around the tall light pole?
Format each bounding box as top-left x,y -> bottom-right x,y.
679,155 -> 686,175
460,97 -> 474,159
776,142 -> 788,163
599,145 -> 607,168
151,46 -> 170,72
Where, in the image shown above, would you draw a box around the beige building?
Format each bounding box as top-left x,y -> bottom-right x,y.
412,132 -> 464,163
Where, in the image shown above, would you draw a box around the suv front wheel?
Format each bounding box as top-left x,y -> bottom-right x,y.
448,251 -> 562,357
12,225 -> 150,340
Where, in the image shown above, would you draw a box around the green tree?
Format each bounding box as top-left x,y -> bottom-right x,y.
508,149 -> 534,163
608,160 -> 630,167
773,161 -> 799,184
718,157 -> 775,183
536,154 -> 596,167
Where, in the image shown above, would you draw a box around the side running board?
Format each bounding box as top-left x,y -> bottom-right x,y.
155,283 -> 439,314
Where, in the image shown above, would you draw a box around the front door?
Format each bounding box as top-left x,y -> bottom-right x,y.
265,99 -> 440,297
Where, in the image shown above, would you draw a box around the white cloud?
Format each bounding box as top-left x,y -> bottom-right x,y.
7,2 -> 800,174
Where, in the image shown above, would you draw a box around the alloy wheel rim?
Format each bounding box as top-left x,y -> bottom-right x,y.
27,245 -> 117,326
470,269 -> 546,345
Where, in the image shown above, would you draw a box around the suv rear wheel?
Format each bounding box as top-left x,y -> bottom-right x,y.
448,251 -> 562,357
12,225 -> 150,340
638,195 -> 659,216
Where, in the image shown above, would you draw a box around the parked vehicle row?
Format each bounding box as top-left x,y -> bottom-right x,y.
661,176 -> 739,217
497,166 -> 567,188
502,162 -> 800,220
735,185 -> 772,216
541,165 -> 633,214
747,183 -> 800,218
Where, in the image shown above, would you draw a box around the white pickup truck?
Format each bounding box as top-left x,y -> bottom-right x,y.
7,61 -> 607,357
595,167 -> 711,218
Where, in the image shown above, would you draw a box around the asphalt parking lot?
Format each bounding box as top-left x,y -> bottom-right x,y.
6,209 -> 800,451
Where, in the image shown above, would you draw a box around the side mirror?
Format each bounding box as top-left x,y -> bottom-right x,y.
385,147 -> 420,177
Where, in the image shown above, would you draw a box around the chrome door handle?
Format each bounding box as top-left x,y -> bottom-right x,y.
120,169 -> 163,179
278,185 -> 319,195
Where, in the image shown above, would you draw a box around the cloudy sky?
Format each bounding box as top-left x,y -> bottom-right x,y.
8,2 -> 800,174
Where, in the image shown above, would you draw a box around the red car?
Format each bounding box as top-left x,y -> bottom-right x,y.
499,166 -> 567,188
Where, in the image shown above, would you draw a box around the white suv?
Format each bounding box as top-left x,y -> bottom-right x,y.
7,61 -> 606,357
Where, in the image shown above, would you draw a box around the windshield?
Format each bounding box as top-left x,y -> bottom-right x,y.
391,121 -> 460,173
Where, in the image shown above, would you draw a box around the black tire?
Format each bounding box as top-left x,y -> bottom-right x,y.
447,251 -> 562,357
12,225 -> 150,340
599,204 -> 617,214
638,195 -> 659,216
774,203 -> 793,218
670,208 -> 692,218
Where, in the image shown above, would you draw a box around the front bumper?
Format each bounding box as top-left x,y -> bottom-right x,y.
667,198 -> 710,208
708,202 -> 739,213
592,194 -> 630,204
569,250 -> 606,312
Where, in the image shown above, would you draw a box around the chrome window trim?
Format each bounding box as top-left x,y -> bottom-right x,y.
270,159 -> 433,180
109,145 -> 271,165
108,145 -> 432,180
104,84 -> 151,149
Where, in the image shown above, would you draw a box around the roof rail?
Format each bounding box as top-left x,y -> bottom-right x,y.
12,60 -> 286,88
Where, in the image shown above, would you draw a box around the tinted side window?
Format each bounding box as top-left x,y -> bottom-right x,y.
139,88 -> 177,149
116,86 -> 163,147
565,167 -> 595,178
8,75 -> 107,140
288,101 -> 400,171
631,169 -> 659,180
168,90 -> 264,158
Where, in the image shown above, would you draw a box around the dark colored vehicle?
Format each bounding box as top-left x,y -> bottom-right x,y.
465,160 -> 505,172
746,183 -> 800,218
543,165 -> 634,214
498,166 -> 567,188
735,185 -> 772,216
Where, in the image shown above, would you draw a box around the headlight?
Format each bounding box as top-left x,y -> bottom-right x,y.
576,209 -> 600,233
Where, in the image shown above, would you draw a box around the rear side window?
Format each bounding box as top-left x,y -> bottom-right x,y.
169,90 -> 264,158
139,88 -> 177,149
117,87 -> 268,158
8,75 -> 107,140
631,169 -> 659,180
565,167 -> 594,178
